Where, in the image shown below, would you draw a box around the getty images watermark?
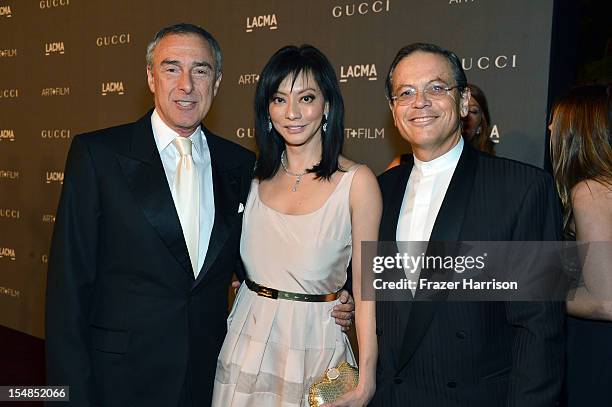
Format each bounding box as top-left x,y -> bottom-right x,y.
371,249 -> 514,291
360,241 -> 605,301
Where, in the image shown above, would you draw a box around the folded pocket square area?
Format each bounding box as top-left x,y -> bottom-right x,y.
238,203 -> 245,213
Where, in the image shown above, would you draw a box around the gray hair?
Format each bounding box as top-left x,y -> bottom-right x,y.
146,23 -> 222,79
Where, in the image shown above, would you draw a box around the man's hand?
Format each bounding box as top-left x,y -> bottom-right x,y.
332,290 -> 355,332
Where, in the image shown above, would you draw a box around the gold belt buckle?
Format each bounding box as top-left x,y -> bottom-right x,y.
257,285 -> 278,299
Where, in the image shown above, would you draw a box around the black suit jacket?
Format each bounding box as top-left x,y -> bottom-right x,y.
371,144 -> 564,407
45,111 -> 255,407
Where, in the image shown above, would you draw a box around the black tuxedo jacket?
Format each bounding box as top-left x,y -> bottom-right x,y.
371,144 -> 565,407
45,111 -> 255,407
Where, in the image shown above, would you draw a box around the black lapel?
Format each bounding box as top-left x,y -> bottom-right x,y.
116,111 -> 193,278
429,144 -> 478,243
396,143 -> 479,372
193,130 -> 242,288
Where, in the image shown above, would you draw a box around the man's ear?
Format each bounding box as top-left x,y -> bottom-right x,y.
146,65 -> 155,94
213,73 -> 222,97
389,100 -> 398,126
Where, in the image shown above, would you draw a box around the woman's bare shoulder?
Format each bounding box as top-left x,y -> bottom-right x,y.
572,179 -> 612,240
338,155 -> 358,170
572,179 -> 612,206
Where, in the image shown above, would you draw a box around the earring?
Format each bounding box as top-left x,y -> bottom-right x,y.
322,114 -> 328,133
267,118 -> 272,132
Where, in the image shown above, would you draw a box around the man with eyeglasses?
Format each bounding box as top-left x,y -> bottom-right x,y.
371,43 -> 564,406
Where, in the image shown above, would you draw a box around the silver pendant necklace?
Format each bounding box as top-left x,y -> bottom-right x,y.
280,150 -> 309,192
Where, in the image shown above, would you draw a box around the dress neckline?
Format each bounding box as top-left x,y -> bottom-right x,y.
256,165 -> 358,217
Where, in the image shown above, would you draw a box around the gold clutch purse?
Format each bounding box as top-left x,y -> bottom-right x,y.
308,362 -> 359,407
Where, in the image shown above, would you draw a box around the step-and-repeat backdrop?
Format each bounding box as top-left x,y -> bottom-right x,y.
0,0 -> 553,338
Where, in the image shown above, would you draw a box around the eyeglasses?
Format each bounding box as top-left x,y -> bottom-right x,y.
389,83 -> 461,105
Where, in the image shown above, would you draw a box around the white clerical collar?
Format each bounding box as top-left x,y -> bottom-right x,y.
413,137 -> 464,176
151,109 -> 203,155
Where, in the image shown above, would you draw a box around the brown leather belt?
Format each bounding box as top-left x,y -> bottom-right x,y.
245,278 -> 339,302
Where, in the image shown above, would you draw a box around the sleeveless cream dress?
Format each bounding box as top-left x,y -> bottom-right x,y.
212,166 -> 360,407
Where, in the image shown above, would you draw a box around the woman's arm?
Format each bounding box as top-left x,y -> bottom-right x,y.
326,165 -> 382,407
567,180 -> 612,321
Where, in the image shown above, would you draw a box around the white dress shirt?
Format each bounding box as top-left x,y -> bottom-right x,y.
396,138 -> 464,293
151,110 -> 215,276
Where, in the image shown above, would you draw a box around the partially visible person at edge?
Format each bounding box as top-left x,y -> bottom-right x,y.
462,83 -> 495,154
371,42 -> 564,407
45,23 -> 354,407
387,82 -> 494,169
212,44 -> 381,407
549,84 -> 612,406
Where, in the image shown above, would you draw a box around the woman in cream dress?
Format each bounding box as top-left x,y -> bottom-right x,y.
212,45 -> 381,407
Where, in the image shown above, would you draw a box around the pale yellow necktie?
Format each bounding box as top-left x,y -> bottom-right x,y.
172,137 -> 200,277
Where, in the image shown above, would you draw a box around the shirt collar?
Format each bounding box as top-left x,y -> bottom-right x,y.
151,109 -> 203,155
413,137 -> 464,176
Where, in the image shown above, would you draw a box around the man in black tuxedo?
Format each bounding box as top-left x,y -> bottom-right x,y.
45,24 -> 353,407
371,43 -> 564,406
